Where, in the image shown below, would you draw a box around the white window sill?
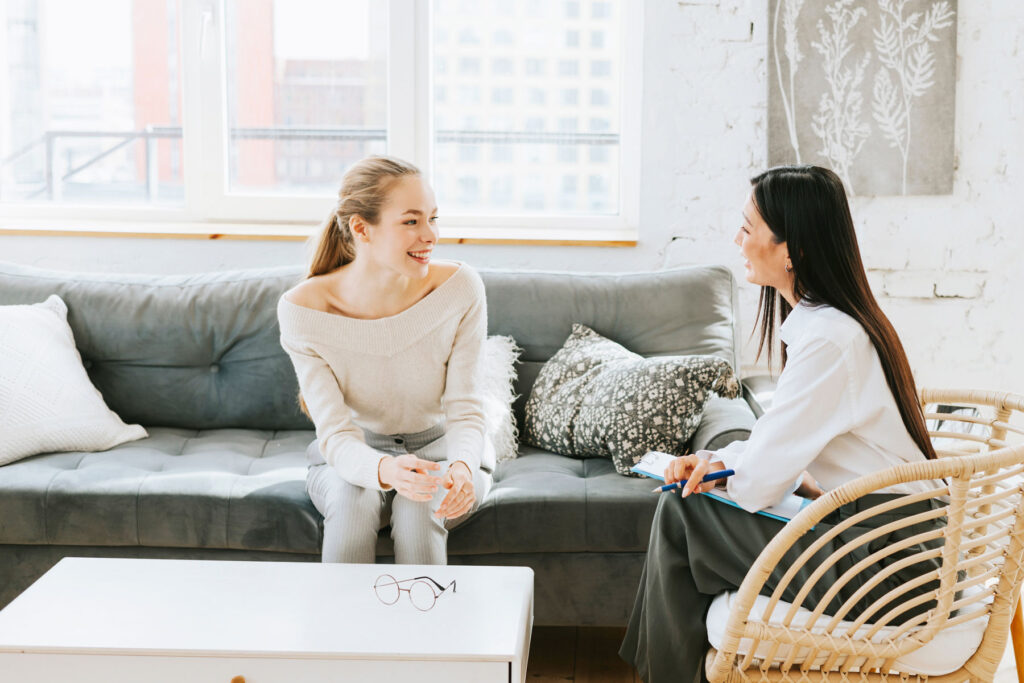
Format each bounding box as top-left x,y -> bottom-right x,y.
0,219 -> 638,247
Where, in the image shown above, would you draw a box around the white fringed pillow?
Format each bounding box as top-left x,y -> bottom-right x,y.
481,335 -> 522,464
0,295 -> 148,466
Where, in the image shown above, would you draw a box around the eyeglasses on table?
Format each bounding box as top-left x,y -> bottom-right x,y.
374,573 -> 457,611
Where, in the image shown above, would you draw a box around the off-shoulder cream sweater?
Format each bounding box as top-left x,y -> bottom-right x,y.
277,263 -> 488,491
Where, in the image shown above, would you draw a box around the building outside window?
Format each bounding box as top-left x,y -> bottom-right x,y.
0,0 -> 640,237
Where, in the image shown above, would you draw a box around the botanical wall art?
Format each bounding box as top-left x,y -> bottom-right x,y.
767,0 -> 957,196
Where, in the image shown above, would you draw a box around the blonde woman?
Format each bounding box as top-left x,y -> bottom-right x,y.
277,156 -> 492,565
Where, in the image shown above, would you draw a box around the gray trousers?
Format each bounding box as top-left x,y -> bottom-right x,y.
620,492 -> 945,683
306,423 -> 493,566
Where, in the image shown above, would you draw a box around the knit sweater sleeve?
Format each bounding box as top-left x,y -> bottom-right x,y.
442,268 -> 488,473
278,319 -> 387,491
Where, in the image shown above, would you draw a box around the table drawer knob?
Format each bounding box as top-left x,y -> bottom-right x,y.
230,677 -> 246,683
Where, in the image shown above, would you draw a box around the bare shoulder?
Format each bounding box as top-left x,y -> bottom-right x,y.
430,260 -> 462,284
432,262 -> 460,280
282,276 -> 330,312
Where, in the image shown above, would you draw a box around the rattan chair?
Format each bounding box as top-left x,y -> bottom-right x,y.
705,389 -> 1024,683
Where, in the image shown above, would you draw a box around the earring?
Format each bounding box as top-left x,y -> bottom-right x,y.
785,263 -> 792,273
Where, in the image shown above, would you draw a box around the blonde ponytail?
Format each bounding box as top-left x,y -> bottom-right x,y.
299,155 -> 422,417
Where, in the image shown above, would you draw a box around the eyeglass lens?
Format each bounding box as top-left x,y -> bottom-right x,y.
408,580 -> 436,611
374,574 -> 400,605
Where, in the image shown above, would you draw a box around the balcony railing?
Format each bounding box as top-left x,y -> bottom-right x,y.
0,126 -> 619,202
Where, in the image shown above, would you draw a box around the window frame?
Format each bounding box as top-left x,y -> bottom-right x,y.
0,0 -> 643,243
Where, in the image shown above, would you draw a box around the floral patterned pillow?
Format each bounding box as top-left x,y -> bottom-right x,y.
523,324 -> 741,476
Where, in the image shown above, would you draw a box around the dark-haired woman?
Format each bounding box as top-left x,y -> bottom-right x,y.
277,155 -> 492,566
619,165 -> 943,683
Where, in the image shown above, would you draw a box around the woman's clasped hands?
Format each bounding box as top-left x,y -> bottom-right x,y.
436,461 -> 475,521
664,454 -> 727,498
379,454 -> 441,501
377,454 -> 475,520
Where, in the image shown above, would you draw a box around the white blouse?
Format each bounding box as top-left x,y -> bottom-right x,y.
712,300 -> 934,512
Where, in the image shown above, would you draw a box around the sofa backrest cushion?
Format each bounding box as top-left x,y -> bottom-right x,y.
0,262 -> 739,432
479,266 -> 740,428
0,262 -> 310,430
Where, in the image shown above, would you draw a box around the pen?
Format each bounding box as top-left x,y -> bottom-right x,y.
652,469 -> 735,493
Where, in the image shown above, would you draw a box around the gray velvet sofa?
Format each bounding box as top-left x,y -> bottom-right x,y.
0,261 -> 756,625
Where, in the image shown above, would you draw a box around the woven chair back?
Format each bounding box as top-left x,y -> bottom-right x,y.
707,390 -> 1024,682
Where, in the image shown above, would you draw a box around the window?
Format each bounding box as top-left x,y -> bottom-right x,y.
458,86 -> 482,106
458,57 -> 481,75
491,58 -> 514,75
458,176 -> 480,204
1,0 -> 184,206
492,145 -> 515,163
591,60 -> 612,77
491,88 -> 514,105
490,176 -> 514,206
558,60 -> 579,77
493,29 -> 514,45
457,28 -> 480,45
493,1 -> 514,17
225,0 -> 387,195
1,0 -> 641,238
560,175 -> 578,209
432,0 -> 634,223
523,177 -> 545,210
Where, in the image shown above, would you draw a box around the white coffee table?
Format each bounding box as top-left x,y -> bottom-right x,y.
0,557 -> 533,683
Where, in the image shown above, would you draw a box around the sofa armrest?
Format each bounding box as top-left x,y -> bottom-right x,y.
690,396 -> 756,453
741,374 -> 777,418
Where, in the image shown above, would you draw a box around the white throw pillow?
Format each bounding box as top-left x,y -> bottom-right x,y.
0,295 -> 148,466
481,335 -> 521,464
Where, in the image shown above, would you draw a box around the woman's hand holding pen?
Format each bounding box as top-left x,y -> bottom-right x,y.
665,454 -> 726,498
378,454 -> 441,501
436,461 -> 475,521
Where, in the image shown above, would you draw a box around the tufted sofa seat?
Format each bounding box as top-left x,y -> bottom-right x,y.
0,261 -> 756,625
0,428 -> 319,552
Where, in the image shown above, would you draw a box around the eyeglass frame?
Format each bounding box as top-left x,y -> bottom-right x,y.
373,573 -> 457,611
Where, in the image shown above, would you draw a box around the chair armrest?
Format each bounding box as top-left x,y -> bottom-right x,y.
690,396 -> 756,453
740,374 -> 777,418
706,445 -> 1024,683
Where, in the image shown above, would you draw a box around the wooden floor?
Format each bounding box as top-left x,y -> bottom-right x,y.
527,626 -> 640,682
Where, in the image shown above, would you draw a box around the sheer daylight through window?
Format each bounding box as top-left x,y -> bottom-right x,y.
0,0 -> 638,236
1,0 -> 183,206
431,0 -> 622,216
224,0 -> 387,195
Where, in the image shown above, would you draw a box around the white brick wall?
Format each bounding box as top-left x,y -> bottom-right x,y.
2,0 -> 1022,393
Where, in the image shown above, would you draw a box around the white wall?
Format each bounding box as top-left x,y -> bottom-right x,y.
2,0 -> 1022,392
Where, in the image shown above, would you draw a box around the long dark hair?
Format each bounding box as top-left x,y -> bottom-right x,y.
750,165 -> 936,460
